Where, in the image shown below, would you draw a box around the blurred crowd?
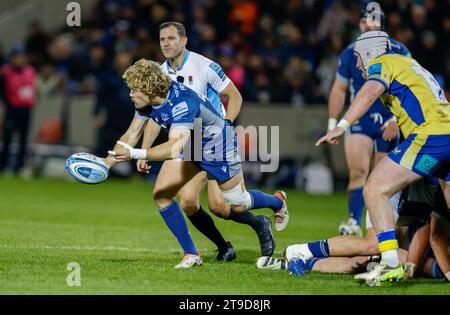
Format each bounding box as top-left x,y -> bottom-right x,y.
1,0 -> 449,108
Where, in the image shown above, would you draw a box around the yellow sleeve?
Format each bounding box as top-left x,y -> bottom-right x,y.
367,57 -> 393,90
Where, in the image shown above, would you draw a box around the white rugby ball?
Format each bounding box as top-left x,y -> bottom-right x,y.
65,152 -> 109,184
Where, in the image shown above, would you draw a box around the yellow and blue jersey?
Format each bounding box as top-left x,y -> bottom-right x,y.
368,54 -> 450,181
337,39 -> 409,152
367,54 -> 450,138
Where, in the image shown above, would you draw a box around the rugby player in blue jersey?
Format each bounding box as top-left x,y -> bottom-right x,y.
135,22 -> 287,263
107,59 -> 286,268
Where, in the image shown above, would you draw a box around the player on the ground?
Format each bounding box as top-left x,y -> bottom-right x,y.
134,22 -> 288,262
107,59 -> 287,268
259,179 -> 449,282
316,30 -> 450,284
328,9 -> 409,236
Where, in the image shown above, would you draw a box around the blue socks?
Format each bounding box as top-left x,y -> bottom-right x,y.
430,259 -> 444,279
159,201 -> 198,255
347,187 -> 364,225
307,240 -> 330,258
248,190 -> 283,211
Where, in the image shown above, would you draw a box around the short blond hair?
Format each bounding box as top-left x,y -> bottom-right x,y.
122,58 -> 171,100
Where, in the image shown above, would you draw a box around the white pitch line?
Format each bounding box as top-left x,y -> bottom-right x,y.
0,244 -> 184,253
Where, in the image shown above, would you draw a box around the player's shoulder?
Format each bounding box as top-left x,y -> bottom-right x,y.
187,51 -> 212,67
340,43 -> 355,59
189,51 -> 223,71
389,39 -> 410,56
370,53 -> 399,64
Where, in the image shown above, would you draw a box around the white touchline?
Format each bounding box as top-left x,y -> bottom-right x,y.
0,244 -> 196,253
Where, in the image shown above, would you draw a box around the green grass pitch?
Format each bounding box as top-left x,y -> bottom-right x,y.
0,176 -> 448,294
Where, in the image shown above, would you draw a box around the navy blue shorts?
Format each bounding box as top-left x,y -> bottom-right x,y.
347,115 -> 399,153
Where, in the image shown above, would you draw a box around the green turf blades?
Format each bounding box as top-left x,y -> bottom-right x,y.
0,177 -> 449,294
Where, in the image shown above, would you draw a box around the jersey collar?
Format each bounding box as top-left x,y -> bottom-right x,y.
167,49 -> 190,73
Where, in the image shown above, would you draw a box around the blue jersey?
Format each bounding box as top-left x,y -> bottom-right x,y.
336,38 -> 411,124
137,81 -> 241,181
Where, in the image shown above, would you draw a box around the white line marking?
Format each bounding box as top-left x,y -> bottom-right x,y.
0,244 -> 181,253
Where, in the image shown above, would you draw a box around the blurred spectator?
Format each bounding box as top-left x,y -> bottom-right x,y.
316,34 -> 343,99
316,1 -> 350,41
0,46 -> 37,173
25,21 -> 49,69
36,62 -> 62,96
93,51 -> 135,159
228,0 -> 259,35
0,0 -> 448,110
275,57 -> 324,107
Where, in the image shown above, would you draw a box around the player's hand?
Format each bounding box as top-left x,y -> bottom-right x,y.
381,120 -> 399,141
109,141 -> 132,161
137,159 -> 151,173
315,127 -> 345,146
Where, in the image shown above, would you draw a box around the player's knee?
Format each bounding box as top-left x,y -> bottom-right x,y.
349,167 -> 368,184
179,196 -> 200,216
208,199 -> 228,218
153,188 -> 174,209
222,183 -> 252,211
363,183 -> 383,205
362,185 -> 372,203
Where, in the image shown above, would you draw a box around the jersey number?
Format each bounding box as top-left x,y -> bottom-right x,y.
411,63 -> 447,102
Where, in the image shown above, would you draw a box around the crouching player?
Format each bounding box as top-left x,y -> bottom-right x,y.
107,59 -> 287,268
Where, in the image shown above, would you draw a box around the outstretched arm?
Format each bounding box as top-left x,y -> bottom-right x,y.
103,117 -> 147,168
113,126 -> 191,162
316,80 -> 386,146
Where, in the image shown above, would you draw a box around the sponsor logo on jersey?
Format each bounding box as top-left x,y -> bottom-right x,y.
209,62 -> 225,79
368,63 -> 382,76
416,154 -> 439,174
161,113 -> 170,122
172,101 -> 189,119
392,147 -> 402,155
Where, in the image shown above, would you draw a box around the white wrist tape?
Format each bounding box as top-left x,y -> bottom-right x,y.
328,118 -> 337,130
337,119 -> 350,131
116,141 -> 147,160
130,148 -> 147,160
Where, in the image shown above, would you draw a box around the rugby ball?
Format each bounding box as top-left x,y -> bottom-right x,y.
65,152 -> 109,184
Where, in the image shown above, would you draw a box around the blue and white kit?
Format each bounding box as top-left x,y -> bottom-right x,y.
136,81 -> 241,182
161,50 -> 231,118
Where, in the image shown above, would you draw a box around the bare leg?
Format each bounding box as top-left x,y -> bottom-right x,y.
363,156 -> 421,267
312,256 -> 369,274
328,228 -> 379,256
177,171 -> 207,216
430,216 -> 450,276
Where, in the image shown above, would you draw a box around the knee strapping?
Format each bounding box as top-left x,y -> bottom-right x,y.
222,182 -> 252,208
